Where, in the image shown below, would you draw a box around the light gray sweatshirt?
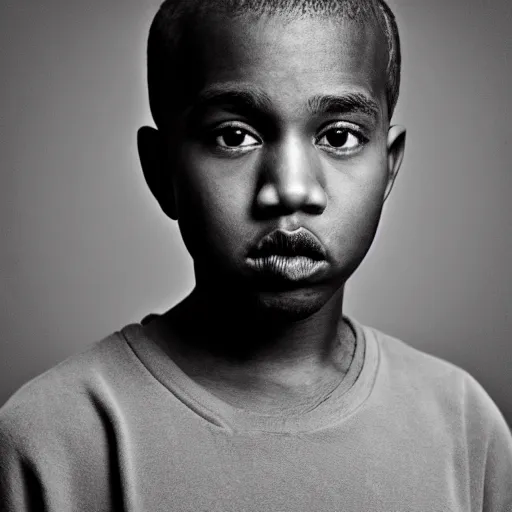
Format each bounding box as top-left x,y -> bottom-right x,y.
1,317 -> 511,511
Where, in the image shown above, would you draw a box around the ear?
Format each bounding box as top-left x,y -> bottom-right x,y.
137,126 -> 178,220
383,125 -> 406,202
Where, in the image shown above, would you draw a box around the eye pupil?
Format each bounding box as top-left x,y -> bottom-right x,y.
223,128 -> 246,147
326,129 -> 349,148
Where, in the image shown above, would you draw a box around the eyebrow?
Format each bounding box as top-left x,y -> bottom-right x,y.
185,85 -> 380,122
186,85 -> 274,119
307,93 -> 381,120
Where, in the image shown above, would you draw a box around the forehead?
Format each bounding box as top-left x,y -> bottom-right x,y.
179,12 -> 389,118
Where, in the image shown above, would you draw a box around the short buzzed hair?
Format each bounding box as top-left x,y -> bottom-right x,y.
147,0 -> 401,129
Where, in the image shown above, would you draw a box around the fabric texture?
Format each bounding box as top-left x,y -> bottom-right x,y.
1,316 -> 511,511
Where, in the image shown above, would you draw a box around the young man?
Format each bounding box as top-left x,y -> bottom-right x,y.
1,0 -> 511,510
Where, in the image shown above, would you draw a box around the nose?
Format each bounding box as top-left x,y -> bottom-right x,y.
255,134 -> 327,216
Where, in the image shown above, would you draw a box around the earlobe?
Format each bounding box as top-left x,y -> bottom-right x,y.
137,126 -> 178,220
384,125 -> 406,202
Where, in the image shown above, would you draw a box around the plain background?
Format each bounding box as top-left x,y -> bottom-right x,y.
1,0 -> 511,426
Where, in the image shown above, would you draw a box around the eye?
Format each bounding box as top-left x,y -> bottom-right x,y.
316,126 -> 367,154
214,126 -> 261,150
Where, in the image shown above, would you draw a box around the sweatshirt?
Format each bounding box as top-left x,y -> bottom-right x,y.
0,316 -> 511,511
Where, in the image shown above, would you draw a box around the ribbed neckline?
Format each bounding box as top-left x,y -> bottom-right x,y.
121,315 -> 380,434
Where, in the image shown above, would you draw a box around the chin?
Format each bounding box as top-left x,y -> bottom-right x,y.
252,288 -> 330,321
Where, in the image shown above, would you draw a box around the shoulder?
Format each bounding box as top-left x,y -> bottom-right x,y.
0,327 -> 147,508
0,327 -> 138,454
368,322 -> 480,389
362,322 -> 510,435
360,323 -> 512,508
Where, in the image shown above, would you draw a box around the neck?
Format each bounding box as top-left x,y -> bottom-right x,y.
151,284 -> 356,414
160,283 -> 352,373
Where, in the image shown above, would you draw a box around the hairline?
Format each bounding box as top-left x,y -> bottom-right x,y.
148,0 -> 400,128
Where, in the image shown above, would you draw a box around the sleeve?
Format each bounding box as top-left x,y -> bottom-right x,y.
0,421 -> 46,512
482,409 -> 512,512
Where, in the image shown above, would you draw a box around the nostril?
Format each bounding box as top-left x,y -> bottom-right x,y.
302,202 -> 326,215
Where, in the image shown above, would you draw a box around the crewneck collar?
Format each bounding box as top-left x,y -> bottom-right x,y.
122,315 -> 379,434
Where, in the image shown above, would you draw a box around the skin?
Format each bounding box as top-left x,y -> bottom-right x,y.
138,12 -> 406,414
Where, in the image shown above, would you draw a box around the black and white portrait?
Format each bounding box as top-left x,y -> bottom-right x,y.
1,0 -> 511,510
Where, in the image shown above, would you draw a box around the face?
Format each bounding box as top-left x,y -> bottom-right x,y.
140,12 -> 405,318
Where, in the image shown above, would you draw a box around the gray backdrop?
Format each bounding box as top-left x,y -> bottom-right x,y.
1,0 -> 511,425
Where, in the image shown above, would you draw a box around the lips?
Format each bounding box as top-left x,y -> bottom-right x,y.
247,228 -> 327,261
246,228 -> 328,282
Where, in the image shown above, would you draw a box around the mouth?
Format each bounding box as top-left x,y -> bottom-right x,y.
246,228 -> 328,282
246,254 -> 328,281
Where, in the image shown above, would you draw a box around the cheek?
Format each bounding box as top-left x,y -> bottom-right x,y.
173,152 -> 254,261
325,151 -> 388,258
